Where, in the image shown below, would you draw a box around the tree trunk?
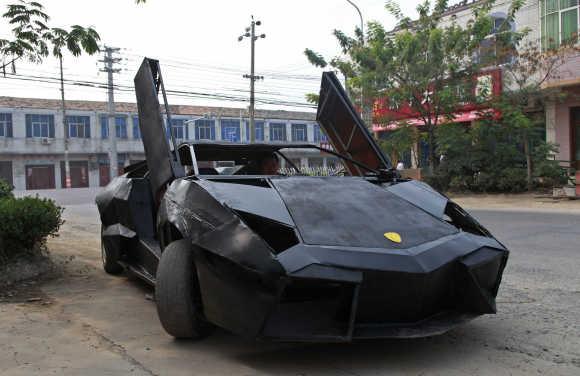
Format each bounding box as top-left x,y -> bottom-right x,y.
428,125 -> 438,170
523,134 -> 533,191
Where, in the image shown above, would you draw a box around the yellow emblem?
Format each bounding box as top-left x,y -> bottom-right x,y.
384,232 -> 402,243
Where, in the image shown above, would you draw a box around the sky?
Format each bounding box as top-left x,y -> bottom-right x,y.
0,0 -> 426,112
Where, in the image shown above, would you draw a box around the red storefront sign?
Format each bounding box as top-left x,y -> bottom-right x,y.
372,69 -> 502,132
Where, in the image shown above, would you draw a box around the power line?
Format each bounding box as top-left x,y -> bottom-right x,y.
0,72 -> 316,109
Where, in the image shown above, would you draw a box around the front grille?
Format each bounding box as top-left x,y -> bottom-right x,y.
261,279 -> 356,339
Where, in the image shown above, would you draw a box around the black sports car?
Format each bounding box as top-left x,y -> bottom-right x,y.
95,58 -> 508,341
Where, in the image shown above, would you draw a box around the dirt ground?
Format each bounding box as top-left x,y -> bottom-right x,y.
0,198 -> 579,375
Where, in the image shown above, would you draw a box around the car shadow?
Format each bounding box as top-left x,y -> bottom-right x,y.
167,321 -> 499,375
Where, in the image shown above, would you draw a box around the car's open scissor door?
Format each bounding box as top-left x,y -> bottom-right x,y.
134,58 -> 184,197
316,71 -> 391,175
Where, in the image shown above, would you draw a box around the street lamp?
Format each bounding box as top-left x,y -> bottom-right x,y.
346,0 -> 365,119
346,0 -> 364,38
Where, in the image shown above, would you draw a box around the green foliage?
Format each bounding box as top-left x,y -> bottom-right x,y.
428,110 -> 566,193
1,1 -> 100,73
0,1 -> 50,68
0,179 -> 14,200
0,195 -> 63,264
378,124 -> 419,165
306,0 -> 526,167
305,93 -> 320,105
304,48 -> 327,68
46,25 -> 100,59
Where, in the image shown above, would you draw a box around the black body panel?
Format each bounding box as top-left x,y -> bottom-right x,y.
134,58 -> 184,196
317,72 -> 391,175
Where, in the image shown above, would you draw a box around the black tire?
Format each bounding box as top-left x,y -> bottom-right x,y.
155,239 -> 213,339
101,226 -> 123,275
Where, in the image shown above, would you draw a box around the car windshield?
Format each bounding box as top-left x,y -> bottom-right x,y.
199,152 -> 345,176
180,145 -> 356,176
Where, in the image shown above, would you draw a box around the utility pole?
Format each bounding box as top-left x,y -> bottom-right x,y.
59,55 -> 71,189
239,16 -> 265,143
99,46 -> 121,182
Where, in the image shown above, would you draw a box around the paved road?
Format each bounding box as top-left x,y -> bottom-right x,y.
0,203 -> 579,375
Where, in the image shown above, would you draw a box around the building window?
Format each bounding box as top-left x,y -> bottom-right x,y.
313,124 -> 327,143
220,119 -> 241,142
291,123 -> 307,142
269,122 -> 286,142
100,115 -> 128,139
132,116 -> 141,139
476,13 -> 516,65
25,114 -> 55,138
541,0 -> 579,50
245,121 -> 264,141
195,119 -> 215,140
66,115 -> 90,139
0,113 -> 13,138
170,118 -> 188,140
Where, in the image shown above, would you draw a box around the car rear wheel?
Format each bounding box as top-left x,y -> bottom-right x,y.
101,226 -> 123,275
155,239 -> 213,339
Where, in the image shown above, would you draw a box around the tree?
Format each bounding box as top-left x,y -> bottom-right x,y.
0,1 -> 50,73
378,123 -> 419,167
305,0 -> 525,169
46,26 -> 100,188
1,1 -> 101,188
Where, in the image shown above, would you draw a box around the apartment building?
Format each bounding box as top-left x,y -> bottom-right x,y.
0,96 -> 334,190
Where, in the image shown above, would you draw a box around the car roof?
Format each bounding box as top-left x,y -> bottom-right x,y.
178,141 -> 322,163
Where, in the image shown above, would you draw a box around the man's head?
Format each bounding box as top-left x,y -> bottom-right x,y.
258,153 -> 280,175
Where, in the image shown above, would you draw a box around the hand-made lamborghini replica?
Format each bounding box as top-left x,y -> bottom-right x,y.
96,58 -> 508,342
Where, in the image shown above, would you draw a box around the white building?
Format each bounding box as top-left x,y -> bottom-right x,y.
0,96 -> 335,190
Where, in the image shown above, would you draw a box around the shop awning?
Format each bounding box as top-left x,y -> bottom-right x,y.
372,109 -> 497,132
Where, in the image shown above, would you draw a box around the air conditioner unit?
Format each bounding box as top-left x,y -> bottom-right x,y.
41,137 -> 51,145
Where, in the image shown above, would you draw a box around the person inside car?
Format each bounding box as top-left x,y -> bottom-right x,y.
235,152 -> 280,175
257,152 -> 280,175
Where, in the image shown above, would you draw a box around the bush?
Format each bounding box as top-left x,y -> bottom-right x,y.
534,160 -> 569,188
431,115 -> 565,193
0,196 -> 64,264
0,179 -> 13,200
496,168 -> 528,192
423,171 -> 451,192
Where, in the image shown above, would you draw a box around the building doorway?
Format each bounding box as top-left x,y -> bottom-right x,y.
572,107 -> 580,170
99,163 -> 125,187
0,161 -> 13,187
25,165 -> 55,190
60,161 -> 89,188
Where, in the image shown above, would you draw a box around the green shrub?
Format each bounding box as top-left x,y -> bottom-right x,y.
0,179 -> 13,200
430,116 -> 566,193
534,160 -> 569,188
496,168 -> 528,192
0,196 -> 64,263
422,171 -> 450,192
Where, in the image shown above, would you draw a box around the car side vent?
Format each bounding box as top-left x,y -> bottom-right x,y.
233,210 -> 299,254
444,202 -> 492,237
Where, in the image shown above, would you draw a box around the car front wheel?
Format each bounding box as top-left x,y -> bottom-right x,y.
155,239 -> 213,339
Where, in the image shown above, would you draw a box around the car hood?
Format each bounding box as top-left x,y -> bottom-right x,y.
198,176 -> 458,249
270,177 -> 457,249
